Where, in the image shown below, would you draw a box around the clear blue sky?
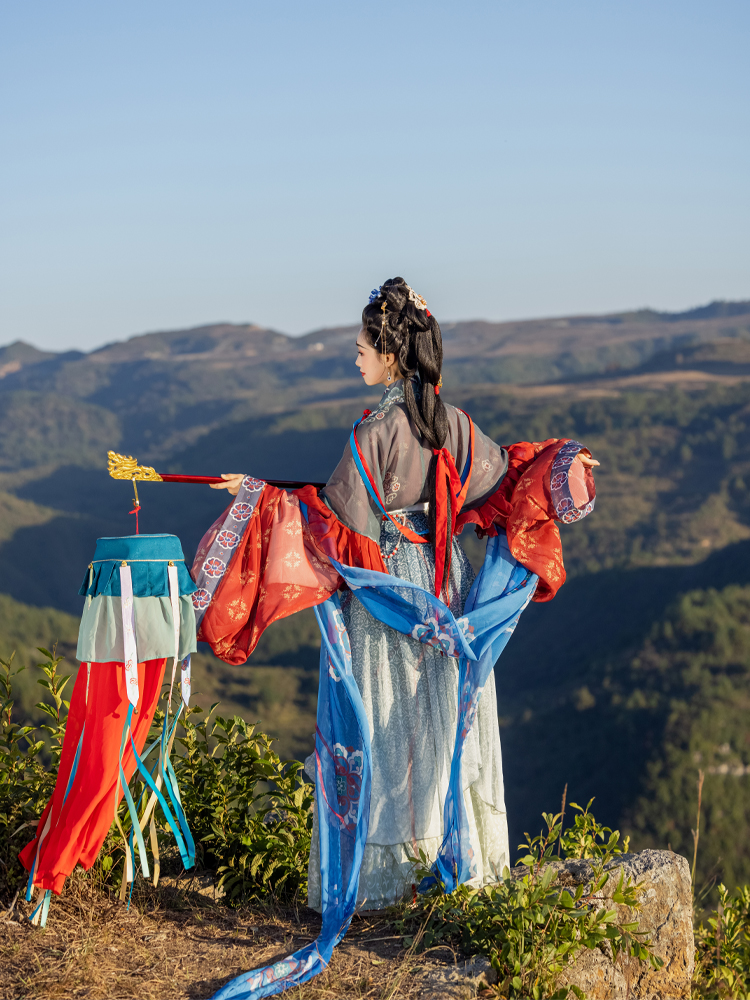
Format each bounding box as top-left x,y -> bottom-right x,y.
1,1 -> 748,351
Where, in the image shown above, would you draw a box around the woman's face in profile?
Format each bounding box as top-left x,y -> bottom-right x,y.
355,329 -> 391,386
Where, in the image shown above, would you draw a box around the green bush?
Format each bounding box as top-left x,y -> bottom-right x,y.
0,652 -> 312,906
0,649 -> 68,900
693,884 -> 750,998
396,801 -> 660,1000
173,705 -> 313,902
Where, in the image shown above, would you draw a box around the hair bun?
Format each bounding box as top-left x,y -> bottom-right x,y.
380,277 -> 408,312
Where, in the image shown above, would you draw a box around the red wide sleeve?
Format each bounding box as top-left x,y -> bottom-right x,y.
196,485 -> 385,664
456,438 -> 595,603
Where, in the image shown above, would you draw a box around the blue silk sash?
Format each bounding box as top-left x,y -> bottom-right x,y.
210,523 -> 536,999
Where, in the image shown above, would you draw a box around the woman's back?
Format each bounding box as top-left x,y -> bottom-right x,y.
322,379 -> 510,541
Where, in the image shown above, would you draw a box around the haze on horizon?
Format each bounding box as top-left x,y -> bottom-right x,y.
1,0 -> 748,353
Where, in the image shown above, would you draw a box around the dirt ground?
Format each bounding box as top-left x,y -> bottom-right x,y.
0,872 -> 489,1000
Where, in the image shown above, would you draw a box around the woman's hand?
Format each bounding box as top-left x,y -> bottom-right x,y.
575,453 -> 600,470
210,473 -> 245,496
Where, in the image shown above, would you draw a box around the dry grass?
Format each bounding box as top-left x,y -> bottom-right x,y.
0,873 -> 463,1000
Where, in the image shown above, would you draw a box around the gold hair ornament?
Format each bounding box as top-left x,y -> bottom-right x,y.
381,300 -> 391,382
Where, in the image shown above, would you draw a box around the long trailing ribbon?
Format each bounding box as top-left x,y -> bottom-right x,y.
432,409 -> 475,598
118,704 -> 150,880
209,516 -> 537,1000
120,565 -> 139,708
432,446 -> 463,599
167,564 -> 181,709
115,563 -> 195,899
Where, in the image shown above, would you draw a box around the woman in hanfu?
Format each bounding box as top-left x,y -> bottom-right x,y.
194,277 -> 598,1000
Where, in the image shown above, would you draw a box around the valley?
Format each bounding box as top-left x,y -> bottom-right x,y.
3,298 -> 750,893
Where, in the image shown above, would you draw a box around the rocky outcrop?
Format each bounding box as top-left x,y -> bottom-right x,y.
418,849 -> 693,999
541,849 -> 694,999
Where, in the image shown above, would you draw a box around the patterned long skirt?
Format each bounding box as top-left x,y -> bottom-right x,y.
306,514 -> 510,910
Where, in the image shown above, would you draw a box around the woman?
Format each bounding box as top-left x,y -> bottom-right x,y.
197,277 -> 597,998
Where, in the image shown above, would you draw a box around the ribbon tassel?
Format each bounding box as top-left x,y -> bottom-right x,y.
432,446 -> 468,599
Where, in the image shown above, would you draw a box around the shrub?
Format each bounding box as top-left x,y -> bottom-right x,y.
395,801 -> 661,1000
693,884 -> 750,998
172,705 -> 313,903
0,649 -> 68,900
0,652 -> 313,907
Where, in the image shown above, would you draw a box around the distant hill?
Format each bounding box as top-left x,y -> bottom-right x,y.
2,298 -> 750,894
656,299 -> 750,322
1,299 -> 749,464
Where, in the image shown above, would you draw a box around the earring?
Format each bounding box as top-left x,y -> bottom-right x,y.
387,369 -> 392,382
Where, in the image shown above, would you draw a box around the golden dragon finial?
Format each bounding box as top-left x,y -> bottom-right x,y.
107,451 -> 163,482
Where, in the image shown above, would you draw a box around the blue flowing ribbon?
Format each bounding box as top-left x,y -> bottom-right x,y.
210,526 -> 536,999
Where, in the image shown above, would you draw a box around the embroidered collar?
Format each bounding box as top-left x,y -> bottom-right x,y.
362,380 -> 405,423
379,380 -> 406,406
362,378 -> 423,424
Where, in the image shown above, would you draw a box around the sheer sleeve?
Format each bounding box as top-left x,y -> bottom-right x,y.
461,418 -> 509,510
320,412 -> 398,543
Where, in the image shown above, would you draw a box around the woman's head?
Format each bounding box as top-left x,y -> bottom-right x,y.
361,278 -> 442,395
360,277 -> 447,451
355,328 -> 398,386
360,277 -> 453,592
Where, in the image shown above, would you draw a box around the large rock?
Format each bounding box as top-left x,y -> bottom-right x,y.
514,849 -> 694,999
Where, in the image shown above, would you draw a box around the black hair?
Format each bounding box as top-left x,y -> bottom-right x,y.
362,277 -> 453,594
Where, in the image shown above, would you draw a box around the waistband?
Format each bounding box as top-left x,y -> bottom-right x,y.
388,502 -> 429,516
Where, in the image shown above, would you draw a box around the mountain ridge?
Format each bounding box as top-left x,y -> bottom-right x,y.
0,298 -> 748,466
3,296 -> 750,372
2,308 -> 750,892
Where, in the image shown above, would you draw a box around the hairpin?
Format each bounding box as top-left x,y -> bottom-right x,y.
406,285 -> 428,312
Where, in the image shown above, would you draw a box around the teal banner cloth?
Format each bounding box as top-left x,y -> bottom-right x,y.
78,534 -> 197,599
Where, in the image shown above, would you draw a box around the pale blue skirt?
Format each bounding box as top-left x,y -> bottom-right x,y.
307,515 -> 509,910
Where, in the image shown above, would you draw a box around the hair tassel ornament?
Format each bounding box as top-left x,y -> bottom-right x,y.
435,375 -> 443,396
380,299 -> 389,381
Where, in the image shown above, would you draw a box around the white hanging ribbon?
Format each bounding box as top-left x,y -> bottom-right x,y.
167,563 -> 180,709
119,564 -> 139,708
116,564 -> 139,893
181,655 -> 191,707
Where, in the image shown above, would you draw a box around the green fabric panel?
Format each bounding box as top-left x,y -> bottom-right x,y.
76,595 -> 197,663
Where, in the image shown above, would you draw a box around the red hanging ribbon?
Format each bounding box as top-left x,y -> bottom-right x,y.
432,448 -> 464,598
129,504 -> 140,534
431,412 -> 475,599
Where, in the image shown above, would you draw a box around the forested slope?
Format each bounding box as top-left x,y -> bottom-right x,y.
2,300 -> 750,891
